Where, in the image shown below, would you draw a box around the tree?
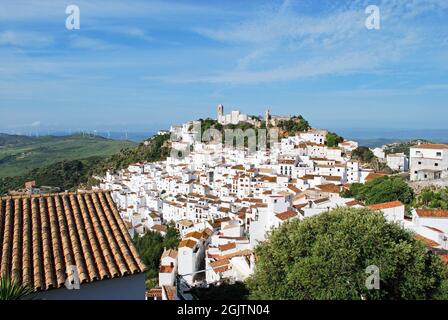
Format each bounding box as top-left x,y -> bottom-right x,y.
326,132 -> 344,148
352,146 -> 375,163
342,176 -> 414,205
278,116 -> 310,135
414,187 -> 448,209
247,207 -> 448,300
133,225 -> 180,290
0,274 -> 33,300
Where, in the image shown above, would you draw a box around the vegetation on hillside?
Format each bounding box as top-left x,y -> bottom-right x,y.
90,133 -> 171,176
0,157 -> 103,195
352,146 -> 375,163
277,115 -> 310,136
132,224 -> 180,290
413,187 -> 448,210
351,146 -> 393,173
0,134 -> 135,178
0,133 -> 35,147
341,176 -> 414,205
0,133 -> 171,195
326,132 -> 344,148
246,207 -> 448,300
384,139 -> 432,156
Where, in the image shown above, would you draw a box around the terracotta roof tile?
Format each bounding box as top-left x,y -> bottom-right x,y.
275,211 -> 298,221
365,172 -> 387,182
218,242 -> 236,251
163,285 -> 177,300
368,200 -> 404,210
179,239 -> 197,249
411,144 -> 448,150
416,209 -> 448,218
415,235 -> 439,248
0,191 -> 146,293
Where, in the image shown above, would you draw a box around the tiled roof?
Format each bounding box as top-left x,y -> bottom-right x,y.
210,258 -> 230,268
411,144 -> 448,150
151,224 -> 167,233
287,184 -> 301,194
161,249 -> 178,260
368,200 -> 404,210
159,265 -> 174,273
315,184 -> 341,193
365,172 -> 387,182
163,285 -> 177,300
416,209 -> 448,218
184,231 -> 203,240
415,235 -> 439,248
147,288 -> 162,298
345,200 -> 363,207
218,242 -> 236,251
0,191 -> 146,293
178,239 -> 197,249
275,210 -> 298,221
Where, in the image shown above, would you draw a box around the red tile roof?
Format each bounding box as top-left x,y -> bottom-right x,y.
163,285 -> 177,300
411,144 -> 448,150
415,235 -> 439,248
218,242 -> 236,251
160,265 -> 174,273
0,192 -> 146,293
287,184 -> 301,194
275,210 -> 298,221
179,239 -> 197,249
368,200 -> 404,210
416,209 -> 448,218
365,172 -> 388,182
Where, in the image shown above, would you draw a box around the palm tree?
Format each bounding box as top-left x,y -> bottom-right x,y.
0,274 -> 34,300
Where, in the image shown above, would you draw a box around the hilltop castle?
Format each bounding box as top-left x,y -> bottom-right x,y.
217,104 -> 290,127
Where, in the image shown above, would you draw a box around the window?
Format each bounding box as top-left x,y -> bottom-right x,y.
437,152 -> 442,157
435,163 -> 439,167
418,162 -> 422,165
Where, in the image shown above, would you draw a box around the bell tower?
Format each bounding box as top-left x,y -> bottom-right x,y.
265,109 -> 271,127
217,104 -> 224,122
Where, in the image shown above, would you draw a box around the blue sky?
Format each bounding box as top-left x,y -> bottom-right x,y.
0,0 -> 447,135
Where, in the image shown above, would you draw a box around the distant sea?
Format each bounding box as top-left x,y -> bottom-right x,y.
41,131 -> 156,142
4,127 -> 447,148
332,128 -> 448,148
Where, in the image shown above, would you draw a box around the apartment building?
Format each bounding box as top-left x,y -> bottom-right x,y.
410,144 -> 448,181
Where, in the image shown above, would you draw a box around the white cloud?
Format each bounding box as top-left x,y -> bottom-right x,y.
0,31 -> 53,47
69,36 -> 112,50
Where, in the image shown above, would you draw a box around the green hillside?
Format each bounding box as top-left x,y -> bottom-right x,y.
0,134 -> 136,178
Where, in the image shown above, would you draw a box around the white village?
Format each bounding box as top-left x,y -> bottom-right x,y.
95,105 -> 448,300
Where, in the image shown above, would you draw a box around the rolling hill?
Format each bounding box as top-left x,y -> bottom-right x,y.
0,133 -> 136,178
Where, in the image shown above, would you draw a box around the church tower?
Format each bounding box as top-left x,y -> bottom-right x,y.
265,109 -> 271,127
217,104 -> 224,123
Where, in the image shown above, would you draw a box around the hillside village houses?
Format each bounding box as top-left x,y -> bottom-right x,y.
410,143 -> 448,181
96,106 -> 447,300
